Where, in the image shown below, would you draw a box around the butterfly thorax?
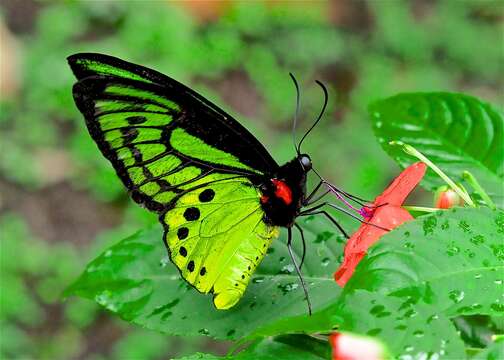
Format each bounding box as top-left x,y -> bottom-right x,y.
259,156 -> 308,227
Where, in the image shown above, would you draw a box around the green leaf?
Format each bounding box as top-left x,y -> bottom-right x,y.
346,208 -> 504,318
246,208 -> 502,358
245,289 -> 465,359
370,93 -> 504,204
338,290 -> 465,359
232,335 -> 330,360
175,335 -> 329,360
65,216 -> 345,340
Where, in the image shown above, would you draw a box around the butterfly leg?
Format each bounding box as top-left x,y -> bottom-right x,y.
294,222 -> 306,269
287,227 -> 312,316
301,210 -> 349,239
304,180 -> 362,207
303,180 -> 323,205
304,189 -> 331,206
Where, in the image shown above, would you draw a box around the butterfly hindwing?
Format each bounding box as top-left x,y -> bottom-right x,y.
68,53 -> 282,309
161,175 -> 278,309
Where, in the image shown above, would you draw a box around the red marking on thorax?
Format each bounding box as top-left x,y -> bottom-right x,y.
272,179 -> 293,205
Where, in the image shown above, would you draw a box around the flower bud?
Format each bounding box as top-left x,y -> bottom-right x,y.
329,332 -> 389,360
434,185 -> 464,209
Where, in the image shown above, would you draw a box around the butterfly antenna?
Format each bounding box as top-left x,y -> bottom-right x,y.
289,73 -> 301,155
297,80 -> 328,153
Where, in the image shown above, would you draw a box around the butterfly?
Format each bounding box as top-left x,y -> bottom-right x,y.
68,53 -> 357,313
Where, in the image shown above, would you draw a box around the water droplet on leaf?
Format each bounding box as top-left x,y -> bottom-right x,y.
448,290 -> 465,303
458,220 -> 471,233
490,244 -> 504,261
404,309 -> 418,318
446,244 -> 460,256
423,217 -> 437,236
366,328 -> 382,336
279,264 -> 294,274
427,314 -> 439,323
315,231 -> 334,243
252,276 -> 264,284
198,328 -> 209,335
277,282 -> 298,295
470,235 -> 485,245
160,257 -> 170,267
491,303 -> 504,312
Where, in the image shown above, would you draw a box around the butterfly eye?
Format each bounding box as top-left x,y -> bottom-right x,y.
299,155 -> 312,171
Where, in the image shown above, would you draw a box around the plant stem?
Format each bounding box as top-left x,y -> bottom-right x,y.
462,171 -> 496,210
402,206 -> 440,213
492,334 -> 504,341
465,347 -> 483,356
389,141 -> 475,207
457,183 -> 472,200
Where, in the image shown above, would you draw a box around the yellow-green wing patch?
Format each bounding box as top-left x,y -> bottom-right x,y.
161,175 -> 279,309
170,128 -> 257,173
70,57 -> 153,83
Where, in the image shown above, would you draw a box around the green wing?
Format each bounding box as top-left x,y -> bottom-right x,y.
68,53 -> 280,309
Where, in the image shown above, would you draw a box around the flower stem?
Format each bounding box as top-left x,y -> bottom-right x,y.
402,205 -> 440,213
462,171 -> 496,210
389,141 -> 475,207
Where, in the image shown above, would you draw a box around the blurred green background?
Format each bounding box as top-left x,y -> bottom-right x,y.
0,1 -> 502,359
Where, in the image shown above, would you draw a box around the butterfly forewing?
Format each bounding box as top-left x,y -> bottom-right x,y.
69,53 -> 279,175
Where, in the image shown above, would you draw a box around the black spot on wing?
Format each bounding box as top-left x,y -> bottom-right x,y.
179,246 -> 187,257
177,227 -> 189,240
127,115 -> 147,125
199,188 -> 215,202
187,260 -> 195,272
183,207 -> 200,221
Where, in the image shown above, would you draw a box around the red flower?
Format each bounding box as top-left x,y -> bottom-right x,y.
334,162 -> 427,286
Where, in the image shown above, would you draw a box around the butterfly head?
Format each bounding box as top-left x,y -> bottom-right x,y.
298,154 -> 312,172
